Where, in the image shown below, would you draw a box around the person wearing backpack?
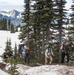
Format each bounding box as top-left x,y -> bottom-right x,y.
45,45 -> 54,65
24,45 -> 30,65
60,39 -> 70,65
22,46 -> 26,61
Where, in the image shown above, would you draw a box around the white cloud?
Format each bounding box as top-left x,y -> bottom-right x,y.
0,0 -> 24,5
0,0 -> 24,11
0,4 -> 24,12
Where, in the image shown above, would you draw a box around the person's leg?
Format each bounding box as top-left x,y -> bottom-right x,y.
49,55 -> 53,65
27,56 -> 30,65
61,52 -> 65,64
22,54 -> 24,61
66,53 -> 69,65
45,57 -> 48,65
20,54 -> 22,61
24,56 -> 27,63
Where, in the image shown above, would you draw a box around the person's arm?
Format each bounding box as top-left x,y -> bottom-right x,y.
45,49 -> 48,58
60,44 -> 63,50
51,49 -> 54,56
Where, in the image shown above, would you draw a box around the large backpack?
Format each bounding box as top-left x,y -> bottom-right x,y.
62,44 -> 70,53
47,47 -> 52,56
64,44 -> 70,53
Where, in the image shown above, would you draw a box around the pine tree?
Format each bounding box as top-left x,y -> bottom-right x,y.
7,57 -> 19,75
11,24 -> 15,33
0,18 -> 7,30
29,0 -> 56,57
14,43 -> 17,58
68,0 -> 74,41
8,19 -> 11,31
70,0 -> 74,24
21,0 -> 31,47
55,0 -> 67,63
14,43 -> 19,61
66,0 -> 74,62
5,38 -> 12,51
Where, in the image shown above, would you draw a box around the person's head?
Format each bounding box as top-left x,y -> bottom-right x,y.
24,45 -> 27,49
65,39 -> 70,45
45,44 -> 49,48
24,45 -> 29,50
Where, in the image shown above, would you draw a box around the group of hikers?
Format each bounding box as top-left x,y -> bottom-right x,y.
45,39 -> 74,65
3,38 -> 74,65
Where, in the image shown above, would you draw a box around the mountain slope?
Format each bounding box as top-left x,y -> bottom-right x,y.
0,10 -> 22,26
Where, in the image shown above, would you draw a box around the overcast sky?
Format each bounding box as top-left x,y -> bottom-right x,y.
0,0 -> 24,12
0,0 -> 72,12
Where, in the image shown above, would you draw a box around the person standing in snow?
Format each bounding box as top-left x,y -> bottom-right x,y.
60,39 -> 70,65
45,45 -> 54,65
21,46 -> 26,61
24,45 -> 30,65
19,46 -> 23,59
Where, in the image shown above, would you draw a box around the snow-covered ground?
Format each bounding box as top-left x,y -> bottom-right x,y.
16,64 -> 74,75
0,30 -> 20,75
1,63 -> 74,75
0,30 -> 21,62
0,30 -> 74,75
5,64 -> 74,75
0,69 -> 10,75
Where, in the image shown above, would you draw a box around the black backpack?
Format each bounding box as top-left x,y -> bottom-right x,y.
64,44 -> 70,53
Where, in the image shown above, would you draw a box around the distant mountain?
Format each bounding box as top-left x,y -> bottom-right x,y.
0,10 -> 70,26
0,10 -> 22,26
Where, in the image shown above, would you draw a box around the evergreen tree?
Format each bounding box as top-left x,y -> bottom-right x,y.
70,0 -> 74,24
11,24 -> 15,33
21,0 -> 31,47
14,43 -> 19,60
29,0 -> 56,57
68,0 -> 74,41
8,19 -> 11,31
53,0 -> 67,63
5,38 -> 12,51
7,57 -> 19,75
0,18 -> 7,30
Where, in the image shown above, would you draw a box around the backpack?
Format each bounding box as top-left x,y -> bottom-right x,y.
62,44 -> 70,53
47,47 -> 52,56
22,48 -> 26,54
64,44 -> 70,53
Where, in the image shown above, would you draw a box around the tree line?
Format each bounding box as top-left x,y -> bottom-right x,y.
0,18 -> 15,33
